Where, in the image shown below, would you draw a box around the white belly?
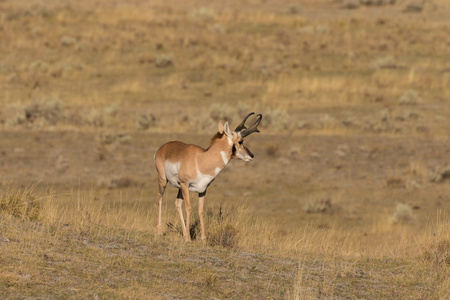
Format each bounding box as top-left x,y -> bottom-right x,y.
165,160 -> 223,193
165,161 -> 180,188
188,167 -> 222,193
188,173 -> 214,193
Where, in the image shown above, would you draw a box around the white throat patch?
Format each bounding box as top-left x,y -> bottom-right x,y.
227,135 -> 233,146
220,151 -> 229,165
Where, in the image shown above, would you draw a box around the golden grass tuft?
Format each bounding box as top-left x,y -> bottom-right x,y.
205,203 -> 240,249
421,213 -> 450,268
0,184 -> 41,221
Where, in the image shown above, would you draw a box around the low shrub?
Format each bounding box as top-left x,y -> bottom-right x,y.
398,90 -> 421,105
24,99 -> 65,125
429,165 -> 450,183
423,238 -> 450,267
303,197 -> 332,213
0,191 -> 40,221
392,203 -> 415,224
155,54 -> 174,68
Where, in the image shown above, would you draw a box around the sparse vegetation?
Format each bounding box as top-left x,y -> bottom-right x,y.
404,0 -> 425,13
371,56 -> 397,69
429,165 -> 450,183
302,196 -> 332,214
423,238 -> 450,267
1,0 -> 450,298
265,142 -> 281,157
97,174 -> 140,189
264,108 -> 290,130
209,103 -> 236,123
0,187 -> 40,221
155,53 -> 174,68
392,203 -> 415,224
398,89 -> 421,105
205,203 -> 241,249
134,112 -> 156,130
24,99 -> 64,125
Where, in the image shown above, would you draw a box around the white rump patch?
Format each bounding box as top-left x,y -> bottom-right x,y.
165,161 -> 181,188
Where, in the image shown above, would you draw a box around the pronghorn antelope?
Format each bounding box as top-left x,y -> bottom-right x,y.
154,113 -> 262,241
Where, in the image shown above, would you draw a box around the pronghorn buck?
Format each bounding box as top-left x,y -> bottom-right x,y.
154,113 -> 263,241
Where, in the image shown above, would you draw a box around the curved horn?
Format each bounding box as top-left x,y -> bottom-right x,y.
234,112 -> 255,132
240,114 -> 262,138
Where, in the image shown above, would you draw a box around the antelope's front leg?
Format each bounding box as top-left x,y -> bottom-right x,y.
175,189 -> 188,240
198,191 -> 206,241
180,183 -> 191,242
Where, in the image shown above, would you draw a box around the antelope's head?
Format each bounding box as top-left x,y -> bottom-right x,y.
219,112 -> 263,162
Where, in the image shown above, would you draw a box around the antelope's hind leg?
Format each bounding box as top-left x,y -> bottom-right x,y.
157,175 -> 167,236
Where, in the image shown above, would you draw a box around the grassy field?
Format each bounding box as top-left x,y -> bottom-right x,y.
1,0 -> 450,298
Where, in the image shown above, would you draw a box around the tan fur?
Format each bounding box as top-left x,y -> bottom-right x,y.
154,121 -> 257,242
198,136 -> 232,176
155,136 -> 232,179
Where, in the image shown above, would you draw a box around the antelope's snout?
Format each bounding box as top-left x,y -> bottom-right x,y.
239,146 -> 254,162
245,146 -> 254,160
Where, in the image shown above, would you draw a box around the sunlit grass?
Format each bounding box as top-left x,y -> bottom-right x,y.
1,0 -> 450,298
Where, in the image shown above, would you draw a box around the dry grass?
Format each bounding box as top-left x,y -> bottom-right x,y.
2,184 -> 448,298
1,0 -> 450,298
0,184 -> 41,221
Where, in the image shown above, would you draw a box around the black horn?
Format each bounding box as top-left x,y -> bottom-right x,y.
234,112 -> 255,132
240,114 -> 262,138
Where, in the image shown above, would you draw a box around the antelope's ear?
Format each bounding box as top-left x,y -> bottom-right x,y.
223,121 -> 233,137
218,121 -> 224,134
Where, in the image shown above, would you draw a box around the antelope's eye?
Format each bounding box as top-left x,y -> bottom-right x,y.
238,141 -> 243,145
